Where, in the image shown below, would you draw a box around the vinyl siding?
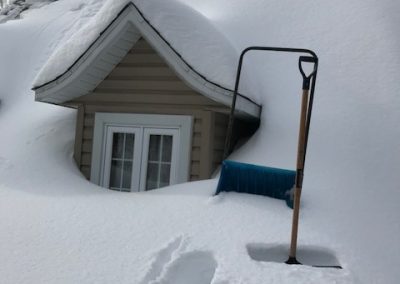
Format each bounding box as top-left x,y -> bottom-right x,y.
69,38 -> 231,183
212,112 -> 229,173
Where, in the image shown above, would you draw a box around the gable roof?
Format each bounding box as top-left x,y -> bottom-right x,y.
32,2 -> 261,119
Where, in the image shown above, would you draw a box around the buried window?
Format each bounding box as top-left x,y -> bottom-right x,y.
146,135 -> 172,190
103,126 -> 142,191
90,113 -> 192,192
109,133 -> 134,191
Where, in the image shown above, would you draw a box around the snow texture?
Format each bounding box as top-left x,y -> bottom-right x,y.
0,2 -> 29,24
0,1 -> 57,24
0,0 -> 400,283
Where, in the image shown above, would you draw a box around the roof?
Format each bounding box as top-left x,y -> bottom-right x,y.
33,1 -> 261,119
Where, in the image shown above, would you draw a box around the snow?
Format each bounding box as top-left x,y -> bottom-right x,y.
32,0 -> 252,97
1,0 -> 400,283
210,1 -> 400,283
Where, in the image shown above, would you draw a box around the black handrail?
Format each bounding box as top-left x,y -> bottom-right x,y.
223,46 -> 318,169
223,46 -> 319,266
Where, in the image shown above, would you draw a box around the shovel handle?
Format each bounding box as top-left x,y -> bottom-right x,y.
299,56 -> 318,90
288,87 -> 310,259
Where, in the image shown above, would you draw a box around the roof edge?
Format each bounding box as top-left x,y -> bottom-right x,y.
32,2 -> 132,91
33,2 -> 261,118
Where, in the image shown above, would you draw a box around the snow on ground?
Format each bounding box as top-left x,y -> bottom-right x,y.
207,1 -> 400,283
0,0 -> 399,283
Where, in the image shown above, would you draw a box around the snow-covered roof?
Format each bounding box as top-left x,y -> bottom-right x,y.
32,0 -> 261,119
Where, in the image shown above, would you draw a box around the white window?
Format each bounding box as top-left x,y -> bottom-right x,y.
102,126 -> 142,191
90,113 -> 192,192
141,128 -> 179,191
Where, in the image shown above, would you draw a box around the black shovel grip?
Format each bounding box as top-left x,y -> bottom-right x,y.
299,56 -> 318,90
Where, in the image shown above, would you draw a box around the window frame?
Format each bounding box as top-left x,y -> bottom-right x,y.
90,113 -> 193,191
140,127 -> 180,191
102,126 -> 142,191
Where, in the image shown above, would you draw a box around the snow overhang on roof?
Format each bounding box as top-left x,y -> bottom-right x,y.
32,2 -> 261,119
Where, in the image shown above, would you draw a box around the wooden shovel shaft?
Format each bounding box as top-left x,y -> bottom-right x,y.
289,88 -> 310,258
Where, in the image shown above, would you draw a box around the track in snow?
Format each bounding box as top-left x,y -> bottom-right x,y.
140,236 -> 217,284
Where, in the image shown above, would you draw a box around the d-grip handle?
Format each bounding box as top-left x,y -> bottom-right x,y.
298,56 -> 318,90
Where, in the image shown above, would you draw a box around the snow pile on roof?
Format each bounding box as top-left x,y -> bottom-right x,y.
33,0 -> 248,97
32,0 -> 127,88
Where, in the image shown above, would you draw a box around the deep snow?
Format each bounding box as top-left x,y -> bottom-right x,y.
0,0 -> 399,283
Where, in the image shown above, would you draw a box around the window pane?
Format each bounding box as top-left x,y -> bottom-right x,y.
146,162 -> 159,190
160,164 -> 171,187
161,135 -> 173,162
125,134 -> 135,160
122,161 -> 132,189
112,133 -> 124,159
110,160 -> 122,188
148,135 -> 161,161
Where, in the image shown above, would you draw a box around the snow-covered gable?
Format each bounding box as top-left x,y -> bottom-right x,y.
32,0 -> 261,118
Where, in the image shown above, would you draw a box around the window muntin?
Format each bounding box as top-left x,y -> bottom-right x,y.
142,128 -> 179,190
109,133 -> 135,191
146,135 -> 172,190
102,126 -> 142,191
102,126 -> 180,192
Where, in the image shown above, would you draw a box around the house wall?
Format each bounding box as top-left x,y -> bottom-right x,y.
209,113 -> 260,175
69,38 -> 234,182
212,113 -> 229,173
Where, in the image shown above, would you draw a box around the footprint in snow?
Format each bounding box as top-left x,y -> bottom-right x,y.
139,236 -> 217,284
153,251 -> 217,284
139,236 -> 188,284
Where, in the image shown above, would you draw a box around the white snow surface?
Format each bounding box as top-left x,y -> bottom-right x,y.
0,0 -> 399,283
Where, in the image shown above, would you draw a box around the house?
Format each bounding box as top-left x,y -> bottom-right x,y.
32,2 -> 261,192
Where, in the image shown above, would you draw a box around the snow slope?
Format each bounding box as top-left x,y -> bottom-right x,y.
202,1 -> 400,283
0,0 -> 399,283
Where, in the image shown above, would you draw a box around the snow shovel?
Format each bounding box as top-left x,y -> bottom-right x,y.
285,56 -> 342,269
223,47 -> 342,269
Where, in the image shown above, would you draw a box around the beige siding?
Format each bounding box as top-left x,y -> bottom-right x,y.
210,114 -> 261,175
212,113 -> 229,173
70,38 -> 233,183
73,104 -> 84,167
72,38 -> 223,108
